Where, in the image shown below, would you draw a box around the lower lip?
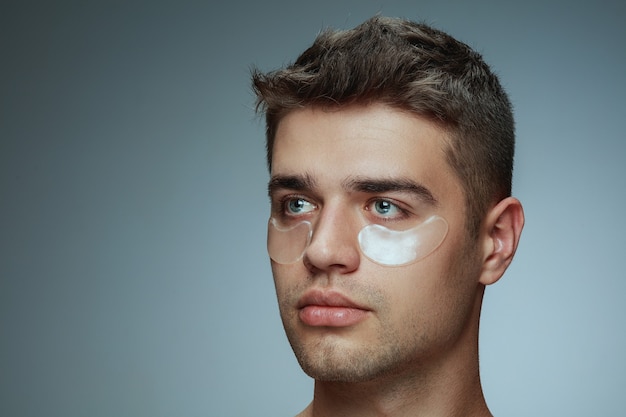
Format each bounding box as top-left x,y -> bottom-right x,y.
299,306 -> 369,327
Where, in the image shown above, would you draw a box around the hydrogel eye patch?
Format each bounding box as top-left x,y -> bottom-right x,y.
267,218 -> 313,264
267,215 -> 448,267
357,216 -> 448,266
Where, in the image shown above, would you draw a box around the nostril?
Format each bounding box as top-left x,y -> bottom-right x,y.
302,227 -> 361,273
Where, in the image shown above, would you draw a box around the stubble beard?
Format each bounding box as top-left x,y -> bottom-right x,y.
275,225 -> 482,384
279,243 -> 482,385
279,291 -> 431,384
276,278 -> 413,383
286,324 -> 407,383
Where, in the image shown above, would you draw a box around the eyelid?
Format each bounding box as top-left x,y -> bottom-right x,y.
275,194 -> 317,217
365,198 -> 412,221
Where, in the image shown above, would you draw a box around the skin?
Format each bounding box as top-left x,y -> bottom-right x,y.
268,103 -> 524,417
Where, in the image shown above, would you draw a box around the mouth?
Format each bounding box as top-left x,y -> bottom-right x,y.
297,289 -> 371,327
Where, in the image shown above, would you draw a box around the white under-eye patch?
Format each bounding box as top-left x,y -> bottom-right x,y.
267,215 -> 448,267
357,216 -> 448,266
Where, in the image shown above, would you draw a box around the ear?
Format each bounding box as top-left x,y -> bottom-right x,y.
478,197 -> 525,286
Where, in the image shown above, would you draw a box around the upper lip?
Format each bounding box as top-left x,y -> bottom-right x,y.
297,289 -> 370,310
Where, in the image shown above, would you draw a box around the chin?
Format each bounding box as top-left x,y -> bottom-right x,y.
291,335 -> 405,383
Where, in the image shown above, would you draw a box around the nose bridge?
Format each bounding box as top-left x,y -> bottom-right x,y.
314,199 -> 357,241
304,199 -> 360,271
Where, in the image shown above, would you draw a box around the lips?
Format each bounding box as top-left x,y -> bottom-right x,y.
297,289 -> 370,327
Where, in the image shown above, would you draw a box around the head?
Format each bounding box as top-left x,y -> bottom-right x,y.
252,16 -> 523,385
253,16 -> 515,240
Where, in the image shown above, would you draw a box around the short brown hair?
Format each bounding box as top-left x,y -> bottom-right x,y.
252,16 -> 515,239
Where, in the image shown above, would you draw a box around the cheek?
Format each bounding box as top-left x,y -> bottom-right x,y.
270,262 -> 305,310
270,262 -> 290,298
426,235 -> 482,330
359,261 -> 437,326
373,236 -> 473,320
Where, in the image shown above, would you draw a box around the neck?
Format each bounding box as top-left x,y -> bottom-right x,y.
298,289 -> 492,417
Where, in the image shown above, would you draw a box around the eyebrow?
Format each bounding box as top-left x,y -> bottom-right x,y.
268,174 -> 317,196
343,176 -> 438,206
268,174 -> 437,206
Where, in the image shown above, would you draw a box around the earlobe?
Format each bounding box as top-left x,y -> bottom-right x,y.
478,197 -> 525,286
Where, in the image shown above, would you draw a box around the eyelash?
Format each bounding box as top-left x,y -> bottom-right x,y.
274,195 -> 317,217
365,198 -> 411,222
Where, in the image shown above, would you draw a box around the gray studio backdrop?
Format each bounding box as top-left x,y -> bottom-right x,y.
1,1 -> 624,416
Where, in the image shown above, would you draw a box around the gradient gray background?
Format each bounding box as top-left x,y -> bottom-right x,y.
1,1 -> 624,416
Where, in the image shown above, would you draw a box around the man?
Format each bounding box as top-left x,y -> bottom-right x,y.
252,16 -> 524,417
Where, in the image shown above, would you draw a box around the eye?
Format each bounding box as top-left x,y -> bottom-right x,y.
286,198 -> 316,215
371,199 -> 402,218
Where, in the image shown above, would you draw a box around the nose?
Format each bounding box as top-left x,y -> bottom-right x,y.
303,205 -> 360,274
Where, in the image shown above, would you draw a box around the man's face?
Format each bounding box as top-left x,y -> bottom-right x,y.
268,104 -> 484,382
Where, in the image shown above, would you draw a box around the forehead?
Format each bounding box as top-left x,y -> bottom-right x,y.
272,104 -> 458,194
